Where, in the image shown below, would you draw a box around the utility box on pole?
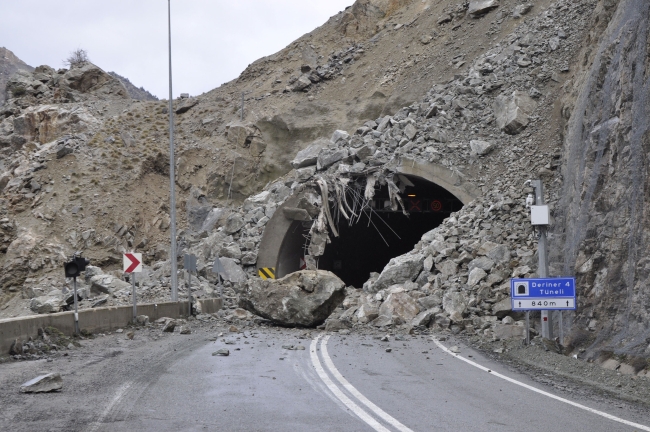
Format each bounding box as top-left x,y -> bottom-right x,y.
530,205 -> 550,225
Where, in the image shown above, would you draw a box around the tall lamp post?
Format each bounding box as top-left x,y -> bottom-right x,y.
167,0 -> 178,301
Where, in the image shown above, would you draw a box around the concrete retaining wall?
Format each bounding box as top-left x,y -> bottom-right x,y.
0,298 -> 222,355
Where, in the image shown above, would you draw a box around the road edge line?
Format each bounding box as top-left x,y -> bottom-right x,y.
433,339 -> 650,432
321,335 -> 414,432
310,335 -> 391,432
87,382 -> 132,432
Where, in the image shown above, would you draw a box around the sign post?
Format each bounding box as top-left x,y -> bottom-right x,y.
511,277 -> 577,343
530,180 -> 554,339
123,253 -> 143,321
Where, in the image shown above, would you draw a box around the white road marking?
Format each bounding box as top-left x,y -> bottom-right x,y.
86,382 -> 132,432
310,335 -> 391,432
433,339 -> 650,432
321,335 -> 414,432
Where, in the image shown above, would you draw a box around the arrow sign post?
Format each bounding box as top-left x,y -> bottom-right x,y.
123,253 -> 143,321
123,253 -> 143,273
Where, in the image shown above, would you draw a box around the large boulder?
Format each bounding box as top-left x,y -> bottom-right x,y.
291,139 -> 329,168
377,291 -> 420,325
220,258 -> 247,283
239,270 -> 345,327
494,91 -> 537,135
442,291 -> 468,317
226,123 -> 261,148
369,254 -> 424,292
89,274 -> 131,295
30,296 -> 63,314
468,0 -> 499,17
61,63 -> 128,98
0,228 -> 66,291
317,147 -> 349,170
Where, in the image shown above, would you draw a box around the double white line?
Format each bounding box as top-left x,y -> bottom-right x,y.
310,334 -> 414,432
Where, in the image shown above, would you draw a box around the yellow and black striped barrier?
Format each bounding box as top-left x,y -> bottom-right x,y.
258,267 -> 276,280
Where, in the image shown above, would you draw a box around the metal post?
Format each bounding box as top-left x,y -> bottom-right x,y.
533,179 -> 553,339
525,311 -> 530,345
559,311 -> 564,345
186,269 -> 192,316
217,273 -> 223,298
72,277 -> 80,335
132,273 -> 137,322
167,0 -> 178,301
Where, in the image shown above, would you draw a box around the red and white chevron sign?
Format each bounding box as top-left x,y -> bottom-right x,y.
123,253 -> 143,273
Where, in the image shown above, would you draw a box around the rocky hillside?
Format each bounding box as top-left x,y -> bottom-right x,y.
0,0 -> 648,371
0,47 -> 33,106
108,72 -> 158,101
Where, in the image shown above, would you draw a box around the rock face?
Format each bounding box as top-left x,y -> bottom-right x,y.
553,0 -> 650,356
107,71 -> 158,101
6,62 -> 128,104
0,47 -> 33,106
20,373 -> 63,393
239,270 -> 345,327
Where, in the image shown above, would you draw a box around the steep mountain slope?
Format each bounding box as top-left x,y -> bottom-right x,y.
0,0 -> 648,367
0,47 -> 33,106
108,72 -> 158,101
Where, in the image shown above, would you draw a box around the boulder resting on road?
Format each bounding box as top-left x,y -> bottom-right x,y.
239,270 -> 345,327
20,373 -> 63,393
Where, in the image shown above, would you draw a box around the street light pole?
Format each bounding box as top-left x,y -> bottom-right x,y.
167,0 -> 178,301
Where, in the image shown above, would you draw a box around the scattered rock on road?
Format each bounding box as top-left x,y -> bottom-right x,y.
162,320 -> 176,333
212,349 -> 230,356
20,373 -> 63,393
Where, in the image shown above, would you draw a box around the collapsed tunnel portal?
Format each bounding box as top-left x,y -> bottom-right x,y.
276,175 -> 464,287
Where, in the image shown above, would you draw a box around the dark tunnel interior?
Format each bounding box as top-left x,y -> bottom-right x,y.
276,175 -> 464,287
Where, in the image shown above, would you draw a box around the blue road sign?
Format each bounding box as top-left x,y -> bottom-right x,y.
511,277 -> 576,311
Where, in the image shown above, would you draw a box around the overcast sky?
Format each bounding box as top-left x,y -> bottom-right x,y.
1,1 -> 354,99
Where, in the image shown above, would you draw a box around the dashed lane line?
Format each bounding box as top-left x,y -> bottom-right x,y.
321,335 -> 414,432
433,339 -> 650,432
310,335 -> 391,432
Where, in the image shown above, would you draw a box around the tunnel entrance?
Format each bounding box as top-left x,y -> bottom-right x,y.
275,175 -> 463,287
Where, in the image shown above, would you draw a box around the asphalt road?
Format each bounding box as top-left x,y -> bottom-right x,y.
90,331 -> 650,431
2,326 -> 649,431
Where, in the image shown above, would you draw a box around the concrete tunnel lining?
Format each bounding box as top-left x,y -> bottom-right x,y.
257,158 -> 479,281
